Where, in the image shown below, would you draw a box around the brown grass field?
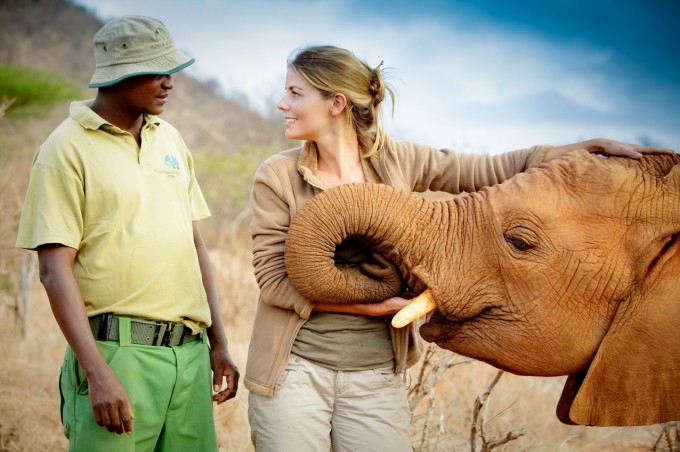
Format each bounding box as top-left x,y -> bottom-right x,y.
0,225 -> 676,451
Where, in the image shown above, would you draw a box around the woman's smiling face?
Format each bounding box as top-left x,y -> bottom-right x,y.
277,68 -> 334,142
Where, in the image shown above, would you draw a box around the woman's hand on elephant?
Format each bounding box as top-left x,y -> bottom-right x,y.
545,138 -> 675,162
313,296 -> 411,317
365,296 -> 412,317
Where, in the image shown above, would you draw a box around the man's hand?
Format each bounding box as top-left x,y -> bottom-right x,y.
37,244 -> 134,435
210,346 -> 240,404
194,222 -> 240,404
88,364 -> 134,434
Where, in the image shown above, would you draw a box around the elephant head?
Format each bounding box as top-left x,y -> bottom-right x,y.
284,150 -> 680,426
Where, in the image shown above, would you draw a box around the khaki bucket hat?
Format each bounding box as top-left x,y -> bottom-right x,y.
88,15 -> 195,88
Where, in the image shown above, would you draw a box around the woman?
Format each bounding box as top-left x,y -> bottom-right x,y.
245,45 -> 672,451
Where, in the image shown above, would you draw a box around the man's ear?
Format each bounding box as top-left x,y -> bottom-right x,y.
330,93 -> 348,116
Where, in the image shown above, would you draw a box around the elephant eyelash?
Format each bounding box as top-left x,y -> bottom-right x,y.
504,235 -> 534,252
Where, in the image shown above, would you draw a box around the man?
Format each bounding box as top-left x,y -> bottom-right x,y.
16,15 -> 239,451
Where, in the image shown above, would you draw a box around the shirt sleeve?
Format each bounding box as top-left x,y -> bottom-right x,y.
388,139 -> 551,194
250,162 -> 314,319
16,150 -> 85,250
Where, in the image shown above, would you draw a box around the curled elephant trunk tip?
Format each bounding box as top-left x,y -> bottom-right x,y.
391,289 -> 437,328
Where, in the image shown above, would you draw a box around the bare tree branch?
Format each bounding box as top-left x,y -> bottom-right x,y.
485,431 -> 524,451
469,370 -> 524,452
653,421 -> 680,451
409,344 -> 473,412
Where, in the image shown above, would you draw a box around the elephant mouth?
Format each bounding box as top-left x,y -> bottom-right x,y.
419,306 -> 503,346
393,288 -> 506,345
419,311 -> 463,344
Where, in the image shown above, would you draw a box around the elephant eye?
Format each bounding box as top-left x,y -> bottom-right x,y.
504,235 -> 534,252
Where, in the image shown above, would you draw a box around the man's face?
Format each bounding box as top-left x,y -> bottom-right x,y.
114,74 -> 174,116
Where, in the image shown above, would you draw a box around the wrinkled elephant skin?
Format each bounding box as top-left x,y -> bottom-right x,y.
284,150 -> 680,426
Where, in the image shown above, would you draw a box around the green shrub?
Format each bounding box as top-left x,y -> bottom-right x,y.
0,66 -> 82,117
194,147 -> 278,213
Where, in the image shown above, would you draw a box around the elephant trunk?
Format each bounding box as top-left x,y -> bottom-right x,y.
285,183 -> 453,304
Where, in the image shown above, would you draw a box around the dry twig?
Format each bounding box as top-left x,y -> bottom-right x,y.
653,421 -> 680,451
469,370 -> 523,452
409,344 -> 473,412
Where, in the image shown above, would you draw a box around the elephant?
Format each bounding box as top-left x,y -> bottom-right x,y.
283,150 -> 680,427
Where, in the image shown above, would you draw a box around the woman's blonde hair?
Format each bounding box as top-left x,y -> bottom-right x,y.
288,45 -> 395,157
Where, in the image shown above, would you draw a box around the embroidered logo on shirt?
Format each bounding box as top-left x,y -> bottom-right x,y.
164,155 -> 180,170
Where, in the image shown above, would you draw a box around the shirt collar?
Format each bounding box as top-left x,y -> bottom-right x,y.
69,100 -> 161,134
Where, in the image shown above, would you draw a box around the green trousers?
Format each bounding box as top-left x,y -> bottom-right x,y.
59,324 -> 217,451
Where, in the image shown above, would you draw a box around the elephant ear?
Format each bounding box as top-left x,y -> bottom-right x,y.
557,163 -> 680,426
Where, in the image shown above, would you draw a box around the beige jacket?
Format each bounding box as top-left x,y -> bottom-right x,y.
245,136 -> 550,397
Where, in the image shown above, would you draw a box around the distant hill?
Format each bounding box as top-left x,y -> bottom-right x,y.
0,0 -> 294,244
0,0 -> 290,156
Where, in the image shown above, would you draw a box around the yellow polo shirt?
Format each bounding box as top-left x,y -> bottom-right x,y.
16,100 -> 212,331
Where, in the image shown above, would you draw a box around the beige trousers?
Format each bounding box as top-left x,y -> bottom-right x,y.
248,354 -> 412,452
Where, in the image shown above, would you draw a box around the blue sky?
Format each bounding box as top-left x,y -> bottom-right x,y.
72,0 -> 679,153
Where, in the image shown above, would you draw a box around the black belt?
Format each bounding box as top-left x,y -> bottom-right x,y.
89,314 -> 201,347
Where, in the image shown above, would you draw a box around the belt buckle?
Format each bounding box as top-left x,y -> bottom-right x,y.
160,322 -> 184,347
96,313 -> 114,341
151,322 -> 169,346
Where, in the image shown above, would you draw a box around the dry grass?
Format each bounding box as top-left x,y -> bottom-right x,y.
0,222 -> 671,451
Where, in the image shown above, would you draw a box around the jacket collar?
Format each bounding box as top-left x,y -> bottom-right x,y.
296,141 -> 323,189
296,140 -> 385,189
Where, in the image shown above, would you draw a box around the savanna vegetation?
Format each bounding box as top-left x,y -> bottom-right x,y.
1,1 -> 678,450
